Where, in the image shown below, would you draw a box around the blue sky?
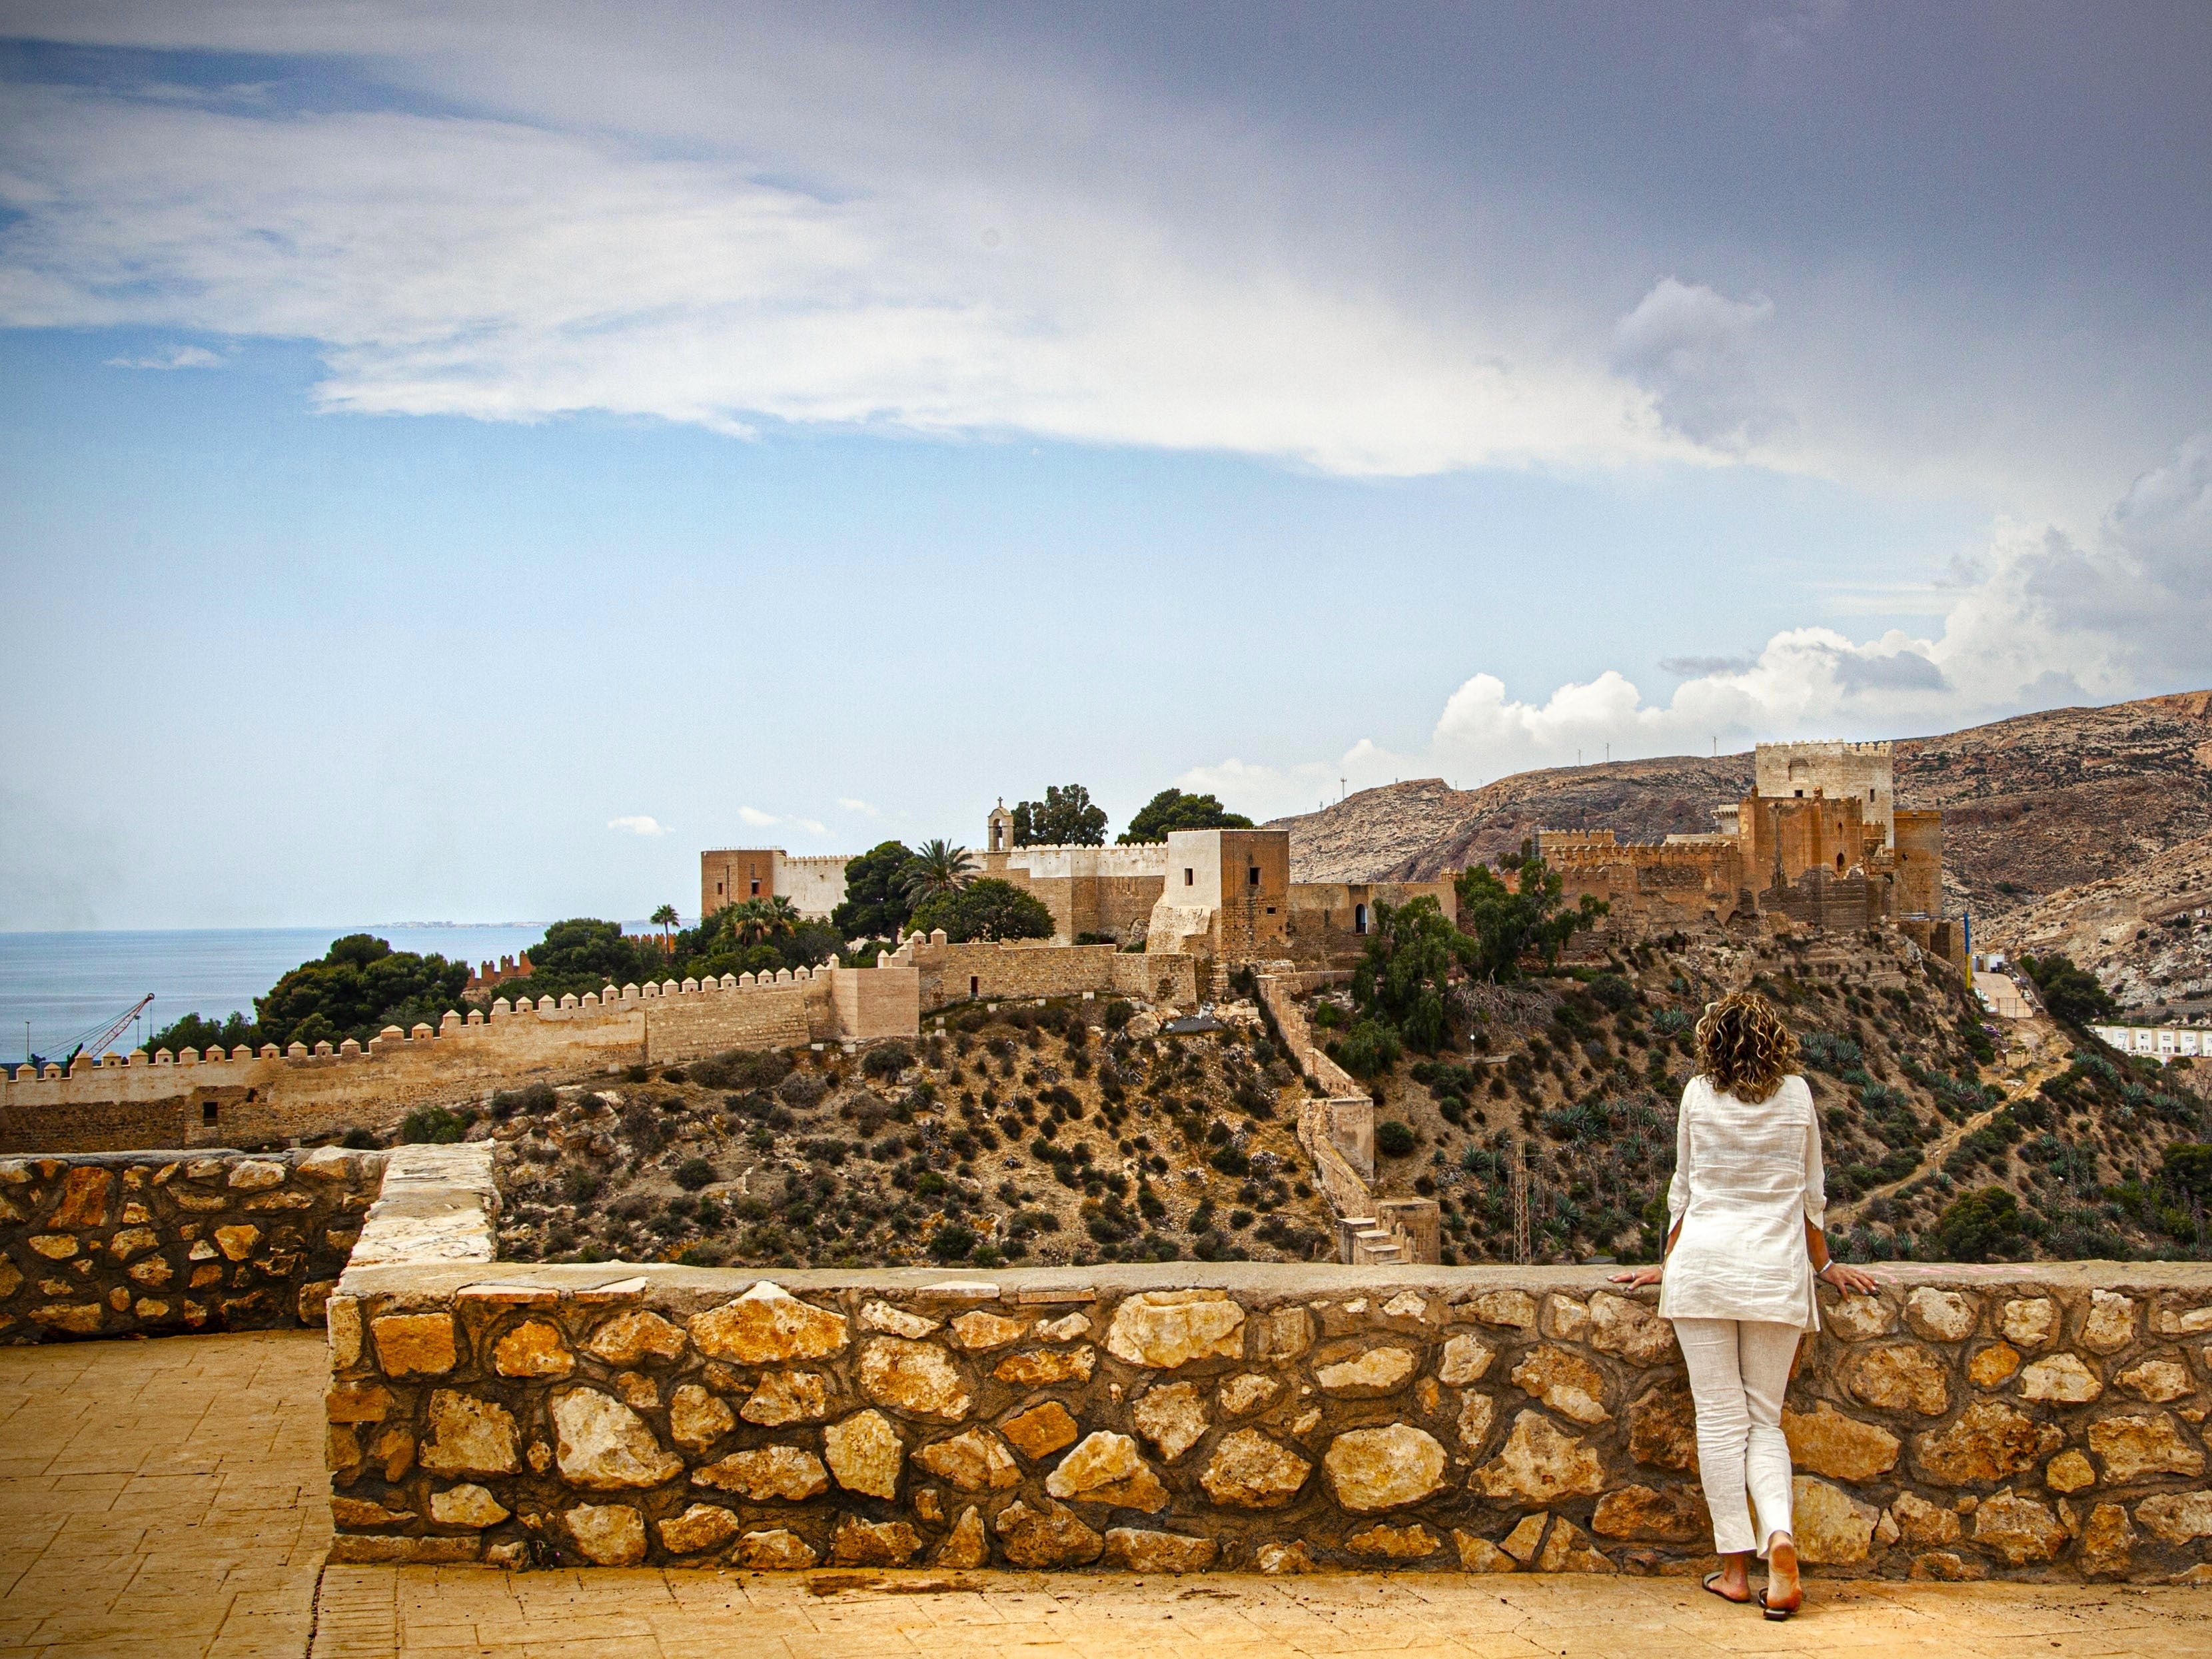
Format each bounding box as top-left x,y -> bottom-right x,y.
1,3 -> 2207,929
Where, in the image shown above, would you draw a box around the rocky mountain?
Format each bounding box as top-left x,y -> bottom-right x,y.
1983,831 -> 2212,1015
1271,690 -> 2212,996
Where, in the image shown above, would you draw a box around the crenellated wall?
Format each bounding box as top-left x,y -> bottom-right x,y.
322,1154 -> 2212,1584
0,1146 -> 385,1343
0,965 -> 921,1155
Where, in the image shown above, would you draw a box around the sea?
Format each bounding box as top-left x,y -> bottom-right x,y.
0,925 -> 568,1065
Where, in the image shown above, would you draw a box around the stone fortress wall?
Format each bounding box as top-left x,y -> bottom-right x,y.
0,965 -> 919,1156
311,1147 -> 2212,1582
1535,741 -> 1965,965
880,933 -> 1202,1014
0,1146 -> 385,1343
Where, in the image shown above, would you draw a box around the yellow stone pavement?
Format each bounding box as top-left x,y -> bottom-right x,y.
3,1330 -> 2211,1659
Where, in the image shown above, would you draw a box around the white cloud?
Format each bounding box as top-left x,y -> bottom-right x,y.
736,806 -> 829,837
102,344 -> 223,370
836,797 -> 881,817
1193,434 -> 2212,821
606,814 -> 666,836
0,72 -> 1700,478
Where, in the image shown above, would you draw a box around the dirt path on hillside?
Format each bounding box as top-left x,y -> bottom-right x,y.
1827,1053 -> 2065,1231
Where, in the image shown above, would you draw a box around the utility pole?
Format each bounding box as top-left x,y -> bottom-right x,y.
1511,1141 -> 1531,1265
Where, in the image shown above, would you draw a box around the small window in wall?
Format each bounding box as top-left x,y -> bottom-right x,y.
1265,906 -> 1277,915
1868,788 -> 1876,800
750,880 -> 761,895
716,881 -> 724,895
1185,869 -> 1194,886
202,1102 -> 218,1126
970,975 -> 979,997
1836,852 -> 1846,871
1795,789 -> 1804,798
1355,903 -> 1369,935
1247,866 -> 1261,886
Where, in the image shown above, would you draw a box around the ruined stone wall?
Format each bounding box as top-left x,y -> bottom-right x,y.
887,936 -> 1199,1015
0,1147 -> 383,1343
1538,839 -> 1750,936
0,967 -> 922,1155
326,1224 -> 2212,1582
1283,880 -> 1458,967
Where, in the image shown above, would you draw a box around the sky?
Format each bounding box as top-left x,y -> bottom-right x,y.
1,1 -> 2208,930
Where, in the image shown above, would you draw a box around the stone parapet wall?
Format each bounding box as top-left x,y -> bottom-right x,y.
0,1146 -> 384,1343
0,965 -> 923,1156
326,1232 -> 2212,1582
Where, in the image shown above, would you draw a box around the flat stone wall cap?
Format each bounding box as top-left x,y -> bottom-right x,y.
456,1283 -> 563,1307
915,1281 -> 1002,1299
571,1277 -> 650,1302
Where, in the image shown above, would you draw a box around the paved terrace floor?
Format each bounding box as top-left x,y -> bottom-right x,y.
1,1332 -> 2209,1659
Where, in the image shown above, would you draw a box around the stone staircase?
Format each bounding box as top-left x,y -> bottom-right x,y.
1337,1216 -> 1404,1265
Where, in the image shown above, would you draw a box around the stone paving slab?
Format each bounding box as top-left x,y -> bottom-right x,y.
2,1331 -> 2210,1658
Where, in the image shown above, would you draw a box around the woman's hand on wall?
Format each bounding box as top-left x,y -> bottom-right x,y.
1819,1260 -> 1881,1295
1607,1265 -> 1662,1288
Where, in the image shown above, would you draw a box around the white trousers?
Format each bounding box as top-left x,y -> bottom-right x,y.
1672,1317 -> 1801,1558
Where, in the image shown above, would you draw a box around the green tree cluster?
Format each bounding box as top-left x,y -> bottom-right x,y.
1011,785 -> 1106,847
1332,842 -> 1608,1065
145,1009 -> 259,1056
254,933 -> 472,1050
909,877 -> 1056,943
833,841 -> 919,939
1117,788 -> 1253,843
1454,840 -> 1610,983
2019,952 -> 2117,1026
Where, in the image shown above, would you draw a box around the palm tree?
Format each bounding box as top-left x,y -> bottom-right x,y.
902,839 -> 977,905
650,903 -> 680,957
730,895 -> 800,947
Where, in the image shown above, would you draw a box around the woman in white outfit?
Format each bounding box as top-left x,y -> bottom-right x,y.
1610,991 -> 1878,1618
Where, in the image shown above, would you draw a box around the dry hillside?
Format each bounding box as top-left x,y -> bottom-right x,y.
1292,935 -> 2212,1267
1271,690 -> 2212,994
472,1006 -> 1338,1271
1983,831 -> 2212,1015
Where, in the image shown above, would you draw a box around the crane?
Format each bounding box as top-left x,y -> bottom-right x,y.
53,994 -> 157,1067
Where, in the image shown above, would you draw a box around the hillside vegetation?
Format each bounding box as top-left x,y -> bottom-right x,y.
471,1003 -> 1338,1271
1303,934 -> 2212,1268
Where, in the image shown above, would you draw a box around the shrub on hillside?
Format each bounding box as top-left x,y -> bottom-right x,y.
1376,1119 -> 1417,1157
400,1105 -> 468,1145
689,1048 -> 791,1091
1329,1017 -> 1402,1079
674,1157 -> 718,1191
861,1043 -> 913,1080
1930,1185 -> 2023,1262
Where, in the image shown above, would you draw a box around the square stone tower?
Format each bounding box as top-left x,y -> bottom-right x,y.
1754,740 -> 1894,847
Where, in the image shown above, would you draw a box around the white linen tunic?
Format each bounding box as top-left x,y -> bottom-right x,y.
1657,1073 -> 1826,1333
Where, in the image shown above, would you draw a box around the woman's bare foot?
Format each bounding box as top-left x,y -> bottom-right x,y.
1709,1551 -> 1755,1602
1764,1534 -> 1802,1614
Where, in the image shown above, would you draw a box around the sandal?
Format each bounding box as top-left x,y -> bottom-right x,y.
1703,1572 -> 1752,1604
1756,1588 -> 1798,1621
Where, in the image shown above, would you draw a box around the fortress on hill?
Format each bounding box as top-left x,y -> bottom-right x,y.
4,740 -> 1958,1171
700,740 -> 1963,969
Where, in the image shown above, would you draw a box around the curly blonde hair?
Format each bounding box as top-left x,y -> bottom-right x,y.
1695,990 -> 1798,1103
